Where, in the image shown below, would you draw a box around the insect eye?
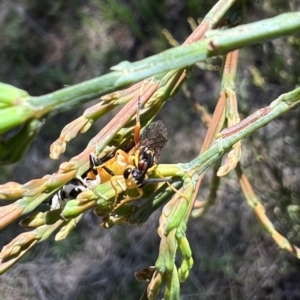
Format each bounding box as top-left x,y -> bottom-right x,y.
123,168 -> 132,179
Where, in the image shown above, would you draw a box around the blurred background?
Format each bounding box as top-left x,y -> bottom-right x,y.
1,0 -> 300,299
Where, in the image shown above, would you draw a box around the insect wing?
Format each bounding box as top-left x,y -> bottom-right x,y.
139,120 -> 168,161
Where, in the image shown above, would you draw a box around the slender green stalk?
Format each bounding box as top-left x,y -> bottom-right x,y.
1,12 -> 297,122
111,12 -> 300,83
181,86 -> 300,183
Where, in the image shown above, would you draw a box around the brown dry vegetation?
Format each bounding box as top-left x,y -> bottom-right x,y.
1,0 -> 300,299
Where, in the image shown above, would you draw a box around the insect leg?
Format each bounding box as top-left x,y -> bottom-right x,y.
89,153 -> 115,177
110,175 -> 127,206
113,187 -> 144,211
155,169 -> 188,200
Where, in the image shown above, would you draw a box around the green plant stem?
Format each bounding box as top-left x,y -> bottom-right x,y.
181,86 -> 300,183
23,12 -> 300,114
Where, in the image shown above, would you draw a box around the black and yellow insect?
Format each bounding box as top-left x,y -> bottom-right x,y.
48,119 -> 169,210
